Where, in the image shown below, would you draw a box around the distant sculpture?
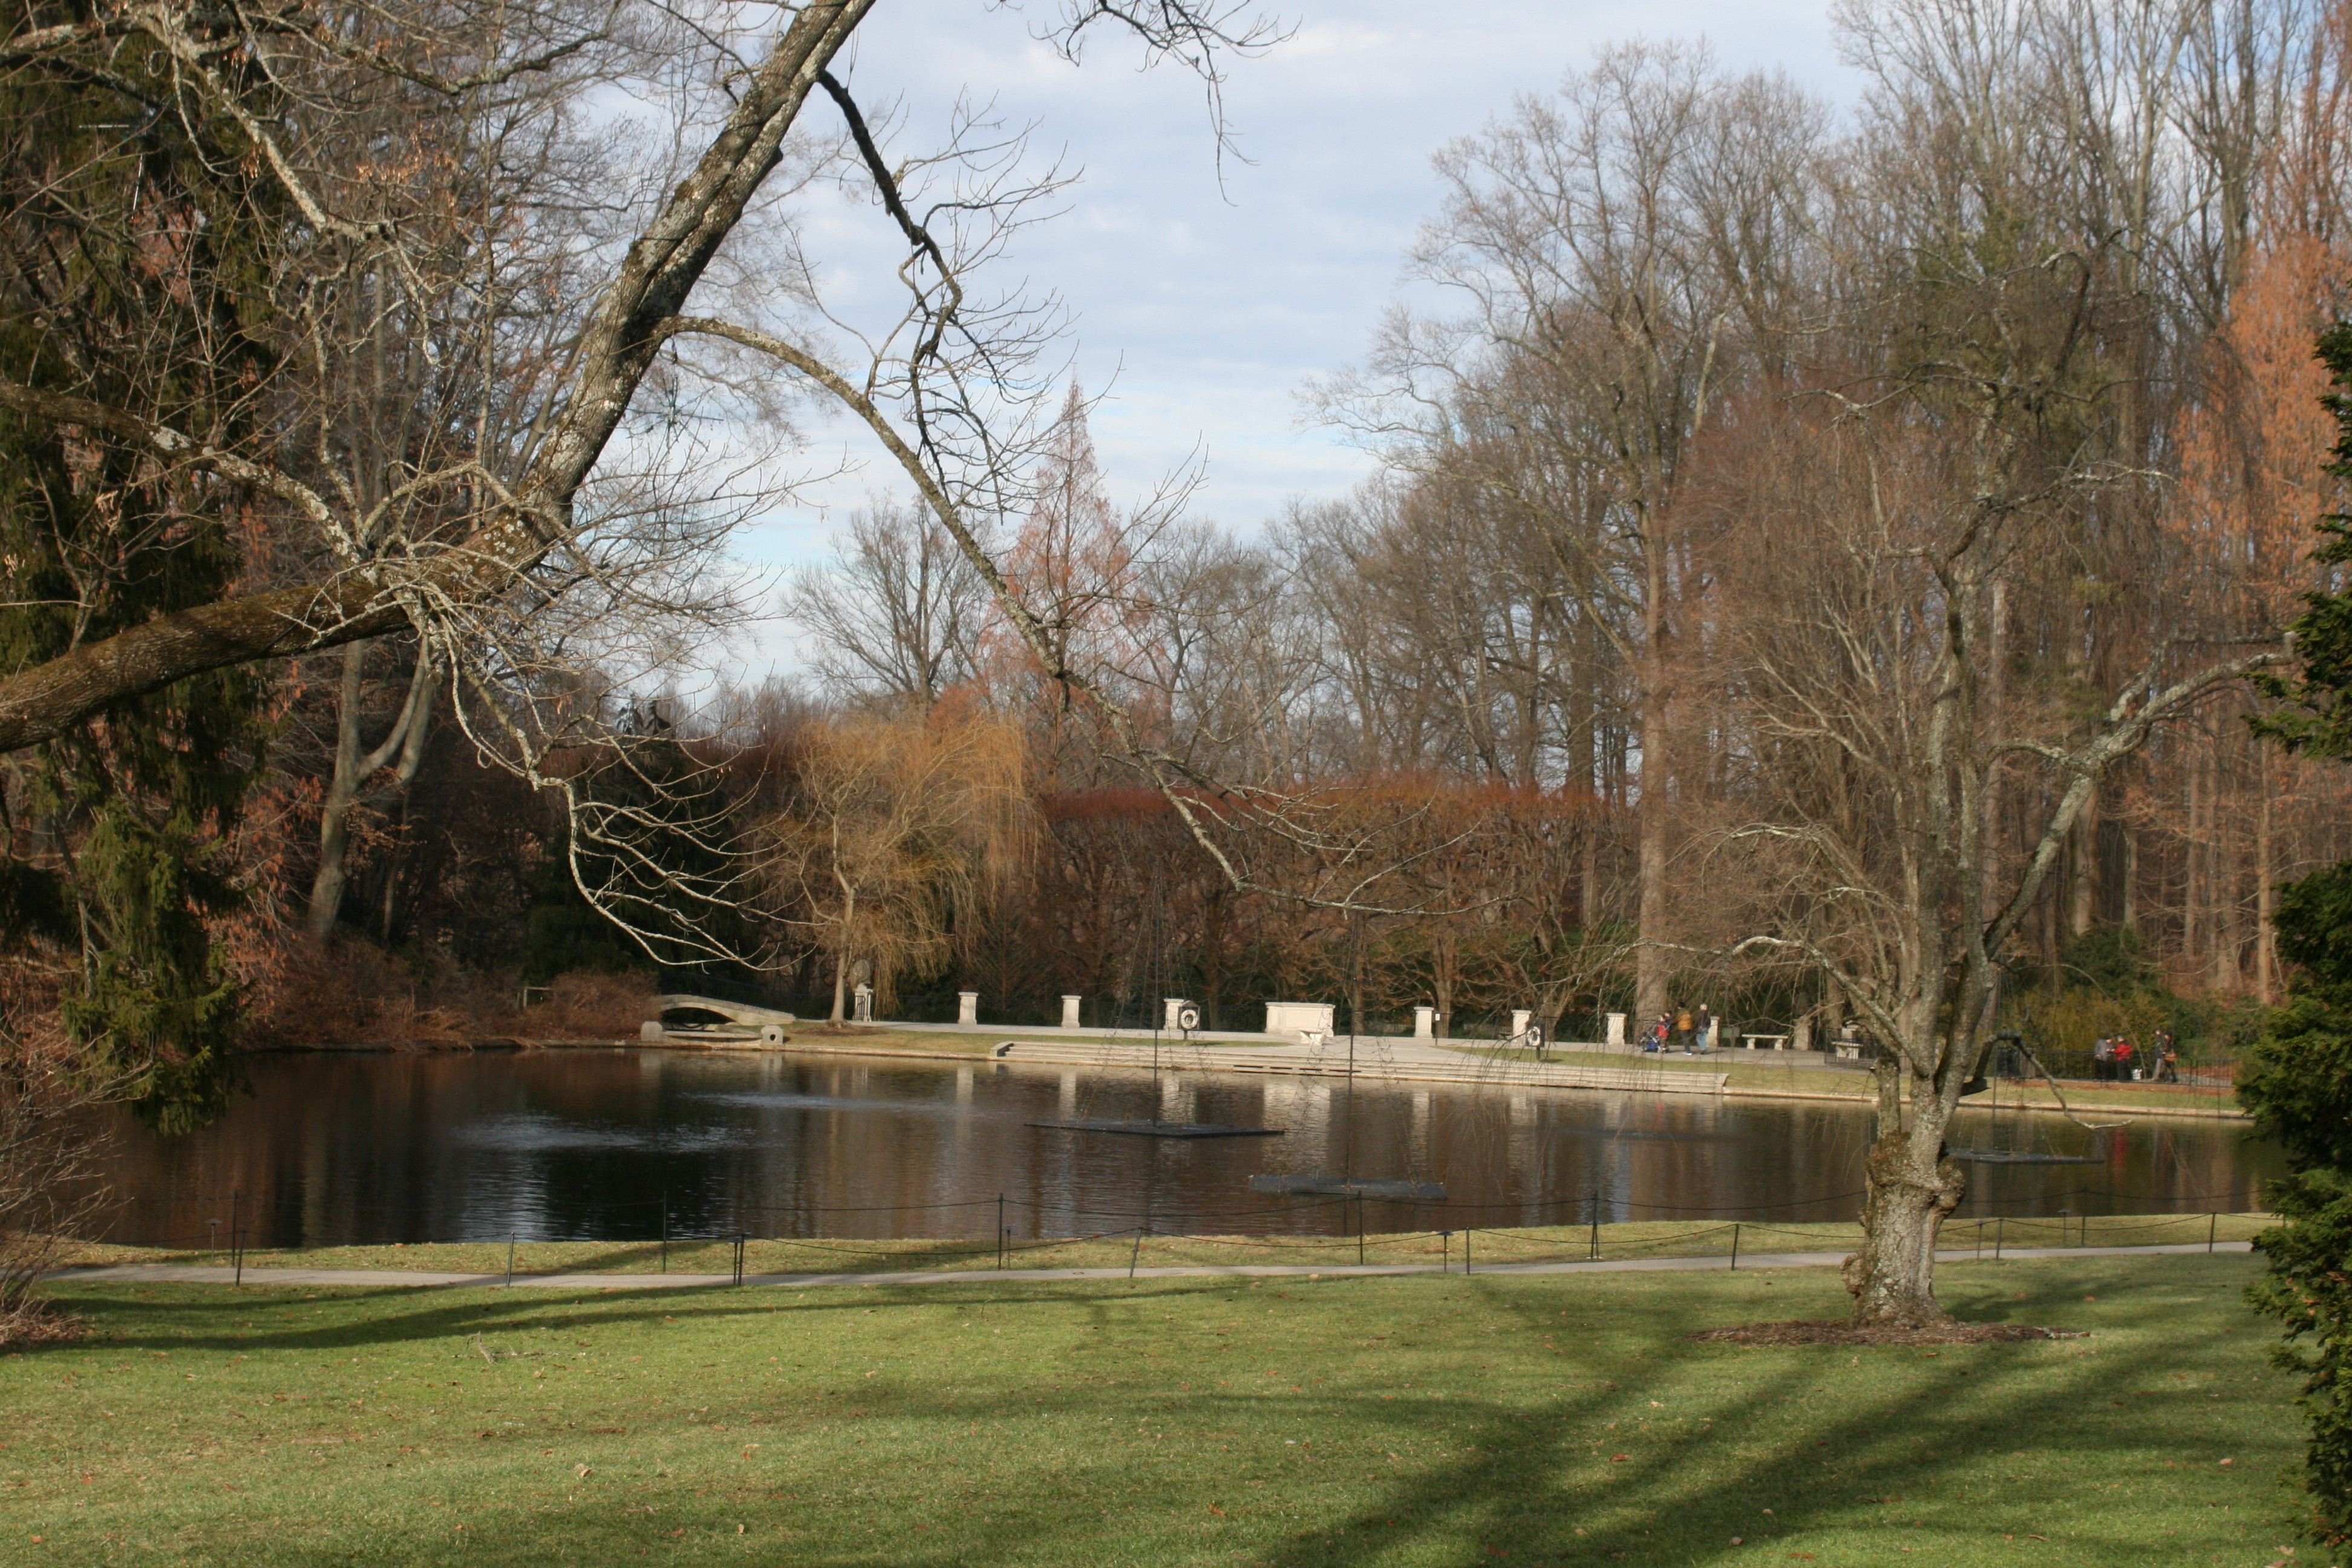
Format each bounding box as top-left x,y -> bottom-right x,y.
853,982 -> 873,1024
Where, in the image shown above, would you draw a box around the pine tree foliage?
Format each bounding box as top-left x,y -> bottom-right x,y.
2241,320 -> 2352,1544
0,1 -> 275,1128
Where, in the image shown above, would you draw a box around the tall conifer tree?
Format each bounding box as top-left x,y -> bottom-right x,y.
2241,321 -> 2352,1543
0,2 -> 275,1128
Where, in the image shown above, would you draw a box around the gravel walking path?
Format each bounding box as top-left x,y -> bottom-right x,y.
45,1238 -> 2252,1292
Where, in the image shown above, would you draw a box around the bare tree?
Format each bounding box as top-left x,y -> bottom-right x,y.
1704,372 -> 2281,1327
782,497 -> 987,711
0,0 -> 1293,985
1321,42 -> 1831,1013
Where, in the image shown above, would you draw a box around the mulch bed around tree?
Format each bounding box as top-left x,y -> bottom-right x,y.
1691,1319 -> 2081,1346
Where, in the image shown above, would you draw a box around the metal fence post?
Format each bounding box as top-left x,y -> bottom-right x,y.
505,1233 -> 516,1288
2209,1212 -> 2218,1254
734,1233 -> 746,1287
1589,1188 -> 1601,1261
1730,1223 -> 1740,1271
1465,1228 -> 1472,1275
997,1194 -> 1005,1269
660,1192 -> 669,1274
1129,1226 -> 1145,1279
230,1189 -> 242,1287
1994,1216 -> 2004,1260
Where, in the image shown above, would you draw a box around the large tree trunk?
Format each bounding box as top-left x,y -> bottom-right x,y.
1845,1059 -> 1967,1327
1633,550 -> 1671,1021
1432,928 -> 1456,1039
829,884 -> 857,1024
2067,782 -> 2098,938
305,641 -> 436,941
2257,756 -> 2279,1002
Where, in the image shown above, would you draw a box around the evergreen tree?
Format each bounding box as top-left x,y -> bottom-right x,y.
2241,320 -> 2352,1543
0,5 -> 276,1128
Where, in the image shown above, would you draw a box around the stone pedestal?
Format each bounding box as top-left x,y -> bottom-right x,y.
1060,995 -> 1082,1030
640,1020 -> 665,1042
1413,1005 -> 1435,1039
957,991 -> 978,1025
1164,998 -> 1187,1031
1705,1019 -> 1720,1050
1263,1001 -> 1335,1040
760,1023 -> 786,1047
853,983 -> 873,1024
1606,1011 -> 1627,1048
1509,1008 -> 1532,1040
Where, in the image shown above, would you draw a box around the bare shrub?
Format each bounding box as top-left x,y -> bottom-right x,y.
0,977 -> 114,1350
241,929 -> 658,1045
240,939 -> 465,1047
533,972 -> 656,1039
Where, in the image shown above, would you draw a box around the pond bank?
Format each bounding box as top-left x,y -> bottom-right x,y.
606,1026 -> 2253,1122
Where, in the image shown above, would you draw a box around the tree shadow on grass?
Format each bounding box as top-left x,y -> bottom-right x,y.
1235,1258 -> 2298,1567
39,1273 -> 1264,1356
22,1259 -> 2305,1567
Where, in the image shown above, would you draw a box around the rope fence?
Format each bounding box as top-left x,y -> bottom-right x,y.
72,1189 -> 2281,1285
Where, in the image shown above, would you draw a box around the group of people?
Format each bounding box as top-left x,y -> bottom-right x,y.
2092,1030 -> 2180,1083
1642,1004 -> 1714,1053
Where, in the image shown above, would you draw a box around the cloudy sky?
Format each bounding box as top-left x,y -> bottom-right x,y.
728,1 -> 1863,676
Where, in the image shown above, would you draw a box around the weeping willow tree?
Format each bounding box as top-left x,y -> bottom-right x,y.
765,711 -> 1030,1021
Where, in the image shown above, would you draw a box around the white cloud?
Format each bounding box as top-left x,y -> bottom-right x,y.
722,1 -> 1863,682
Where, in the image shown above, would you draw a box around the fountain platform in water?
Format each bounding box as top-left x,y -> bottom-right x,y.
1249,1174 -> 1447,1200
1029,1117 -> 1283,1139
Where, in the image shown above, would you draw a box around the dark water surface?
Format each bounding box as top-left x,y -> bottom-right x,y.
90,1048 -> 2281,1247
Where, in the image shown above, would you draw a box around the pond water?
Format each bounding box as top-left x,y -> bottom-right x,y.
88,1048 -> 2281,1248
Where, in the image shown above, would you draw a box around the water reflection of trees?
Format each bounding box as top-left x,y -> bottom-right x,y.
85,1054 -> 2279,1248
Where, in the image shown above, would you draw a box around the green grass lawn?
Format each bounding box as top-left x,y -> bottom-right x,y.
0,1253 -> 2307,1566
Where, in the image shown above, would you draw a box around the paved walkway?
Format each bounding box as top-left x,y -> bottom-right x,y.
47,1240 -> 2251,1292
979,1034 -> 1731,1095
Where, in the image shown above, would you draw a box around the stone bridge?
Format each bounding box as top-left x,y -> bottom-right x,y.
645,994 -> 798,1041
